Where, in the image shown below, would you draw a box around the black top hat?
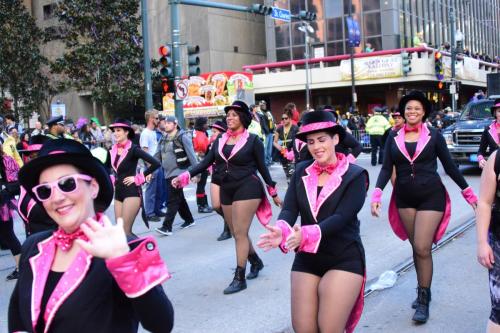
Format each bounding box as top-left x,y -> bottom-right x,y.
296,111 -> 346,142
490,99 -> 500,117
19,139 -> 113,212
210,120 -> 227,133
109,118 -> 135,139
318,105 -> 338,122
224,100 -> 252,129
46,115 -> 64,127
398,90 -> 433,120
18,135 -> 51,154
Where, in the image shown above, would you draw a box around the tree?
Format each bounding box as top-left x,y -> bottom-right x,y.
53,0 -> 145,117
0,0 -> 48,120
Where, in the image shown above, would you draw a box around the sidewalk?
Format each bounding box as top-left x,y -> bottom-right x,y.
358,226 -> 490,333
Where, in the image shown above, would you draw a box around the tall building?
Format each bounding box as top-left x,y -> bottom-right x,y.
25,0 -> 267,121
266,0 -> 499,62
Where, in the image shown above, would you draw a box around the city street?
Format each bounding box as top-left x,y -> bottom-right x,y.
0,153 -> 487,332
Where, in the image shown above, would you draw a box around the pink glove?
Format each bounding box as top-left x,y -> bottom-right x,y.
298,225 -> 322,254
176,171 -> 191,188
106,237 -> 171,298
371,188 -> 383,204
276,220 -> 293,253
134,173 -> 146,186
284,150 -> 295,161
266,184 -> 278,197
462,187 -> 478,205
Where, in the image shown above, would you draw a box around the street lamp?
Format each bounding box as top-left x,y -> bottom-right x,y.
450,8 -> 463,114
298,22 -> 314,111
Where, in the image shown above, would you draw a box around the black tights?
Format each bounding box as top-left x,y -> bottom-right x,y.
222,199 -> 261,268
399,209 -> 443,288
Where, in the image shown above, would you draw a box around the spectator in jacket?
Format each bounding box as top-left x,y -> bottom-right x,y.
365,106 -> 391,166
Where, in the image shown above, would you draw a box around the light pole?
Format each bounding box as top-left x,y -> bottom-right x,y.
449,8 -> 464,114
298,22 -> 314,110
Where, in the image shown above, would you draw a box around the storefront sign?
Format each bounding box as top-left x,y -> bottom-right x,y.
340,55 -> 403,80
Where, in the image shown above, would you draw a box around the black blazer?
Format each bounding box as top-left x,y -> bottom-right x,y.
189,132 -> 275,187
278,160 -> 368,256
9,232 -> 174,333
110,143 -> 161,181
478,123 -> 499,158
376,125 -> 468,189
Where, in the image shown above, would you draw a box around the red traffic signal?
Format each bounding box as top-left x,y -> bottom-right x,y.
161,80 -> 169,93
159,45 -> 170,57
434,51 -> 442,60
438,81 -> 444,90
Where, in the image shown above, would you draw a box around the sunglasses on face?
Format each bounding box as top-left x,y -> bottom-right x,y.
33,174 -> 93,201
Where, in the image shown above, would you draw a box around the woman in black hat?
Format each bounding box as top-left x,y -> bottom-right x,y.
17,135 -> 58,237
478,99 -> 500,169
258,111 -> 368,333
370,90 -> 478,323
171,100 -> 282,294
208,120 -> 232,241
109,119 -> 161,236
9,139 -> 173,333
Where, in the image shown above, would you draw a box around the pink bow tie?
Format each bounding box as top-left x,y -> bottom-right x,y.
312,162 -> 337,175
227,129 -> 244,138
53,228 -> 88,252
405,125 -> 420,133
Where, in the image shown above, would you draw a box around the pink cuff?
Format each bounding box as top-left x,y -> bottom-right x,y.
371,188 -> 383,204
134,173 -> 146,186
276,220 -> 293,253
177,171 -> 191,188
266,184 -> 278,197
478,155 -> 485,163
284,150 -> 295,161
347,154 -> 357,164
106,236 -> 171,298
299,225 -> 322,253
462,187 -> 478,205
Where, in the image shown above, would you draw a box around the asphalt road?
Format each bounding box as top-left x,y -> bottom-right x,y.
0,153 -> 486,332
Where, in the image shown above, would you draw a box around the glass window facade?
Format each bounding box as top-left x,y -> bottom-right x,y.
268,0 -> 499,62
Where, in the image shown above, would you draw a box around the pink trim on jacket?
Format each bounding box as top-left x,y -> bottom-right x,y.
110,140 -> 132,172
134,172 -> 145,186
346,272 -> 366,333
488,122 -> 500,145
462,187 -> 478,205
301,153 -> 349,221
106,237 -> 171,298
176,171 -> 191,188
17,186 -> 37,223
298,225 -> 321,253
284,149 -> 295,161
388,185 -> 452,244
393,123 -> 431,163
217,129 -> 250,162
346,153 -> 356,164
370,187 -> 383,204
276,220 -> 293,253
266,184 -> 278,197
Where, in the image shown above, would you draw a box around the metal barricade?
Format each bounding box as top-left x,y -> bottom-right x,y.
352,129 -> 371,151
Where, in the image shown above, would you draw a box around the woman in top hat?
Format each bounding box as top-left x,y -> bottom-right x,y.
171,101 -> 282,294
370,90 -> 477,324
109,119 -> 161,236
208,120 -> 232,241
478,99 -> 500,168
258,111 -> 368,333
294,106 -> 362,164
17,135 -> 58,237
9,139 -> 173,333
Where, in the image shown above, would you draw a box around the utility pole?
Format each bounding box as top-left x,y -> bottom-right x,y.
348,2 -> 357,113
141,0 -> 153,110
449,7 -> 457,114
169,0 -> 185,128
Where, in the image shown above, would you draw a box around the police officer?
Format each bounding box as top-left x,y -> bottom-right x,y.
365,106 -> 391,166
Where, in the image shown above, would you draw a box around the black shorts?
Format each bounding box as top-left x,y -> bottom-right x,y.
291,242 -> 364,277
114,183 -> 141,202
395,180 -> 446,211
220,175 -> 264,205
489,232 -> 500,325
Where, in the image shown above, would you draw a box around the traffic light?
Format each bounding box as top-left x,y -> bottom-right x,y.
437,81 -> 444,90
187,45 -> 200,76
299,10 -> 317,21
434,51 -> 444,81
159,45 -> 173,79
251,4 -> 272,15
401,51 -> 412,76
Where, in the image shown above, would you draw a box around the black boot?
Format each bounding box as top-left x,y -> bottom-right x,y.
217,222 -> 231,241
246,253 -> 264,279
412,286 -> 431,323
412,285 -> 432,308
223,266 -> 247,294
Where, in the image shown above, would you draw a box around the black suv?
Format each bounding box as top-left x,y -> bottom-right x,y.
442,98 -> 496,166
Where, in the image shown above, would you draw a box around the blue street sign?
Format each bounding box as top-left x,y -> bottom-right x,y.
271,7 -> 291,22
346,17 -> 361,47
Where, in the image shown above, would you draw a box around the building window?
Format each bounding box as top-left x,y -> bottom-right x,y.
363,12 -> 381,36
43,3 -> 57,20
276,48 -> 291,62
326,41 -> 344,56
327,17 -> 343,41
292,46 -> 306,60
363,0 -> 380,11
364,36 -> 382,53
275,25 -> 291,48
